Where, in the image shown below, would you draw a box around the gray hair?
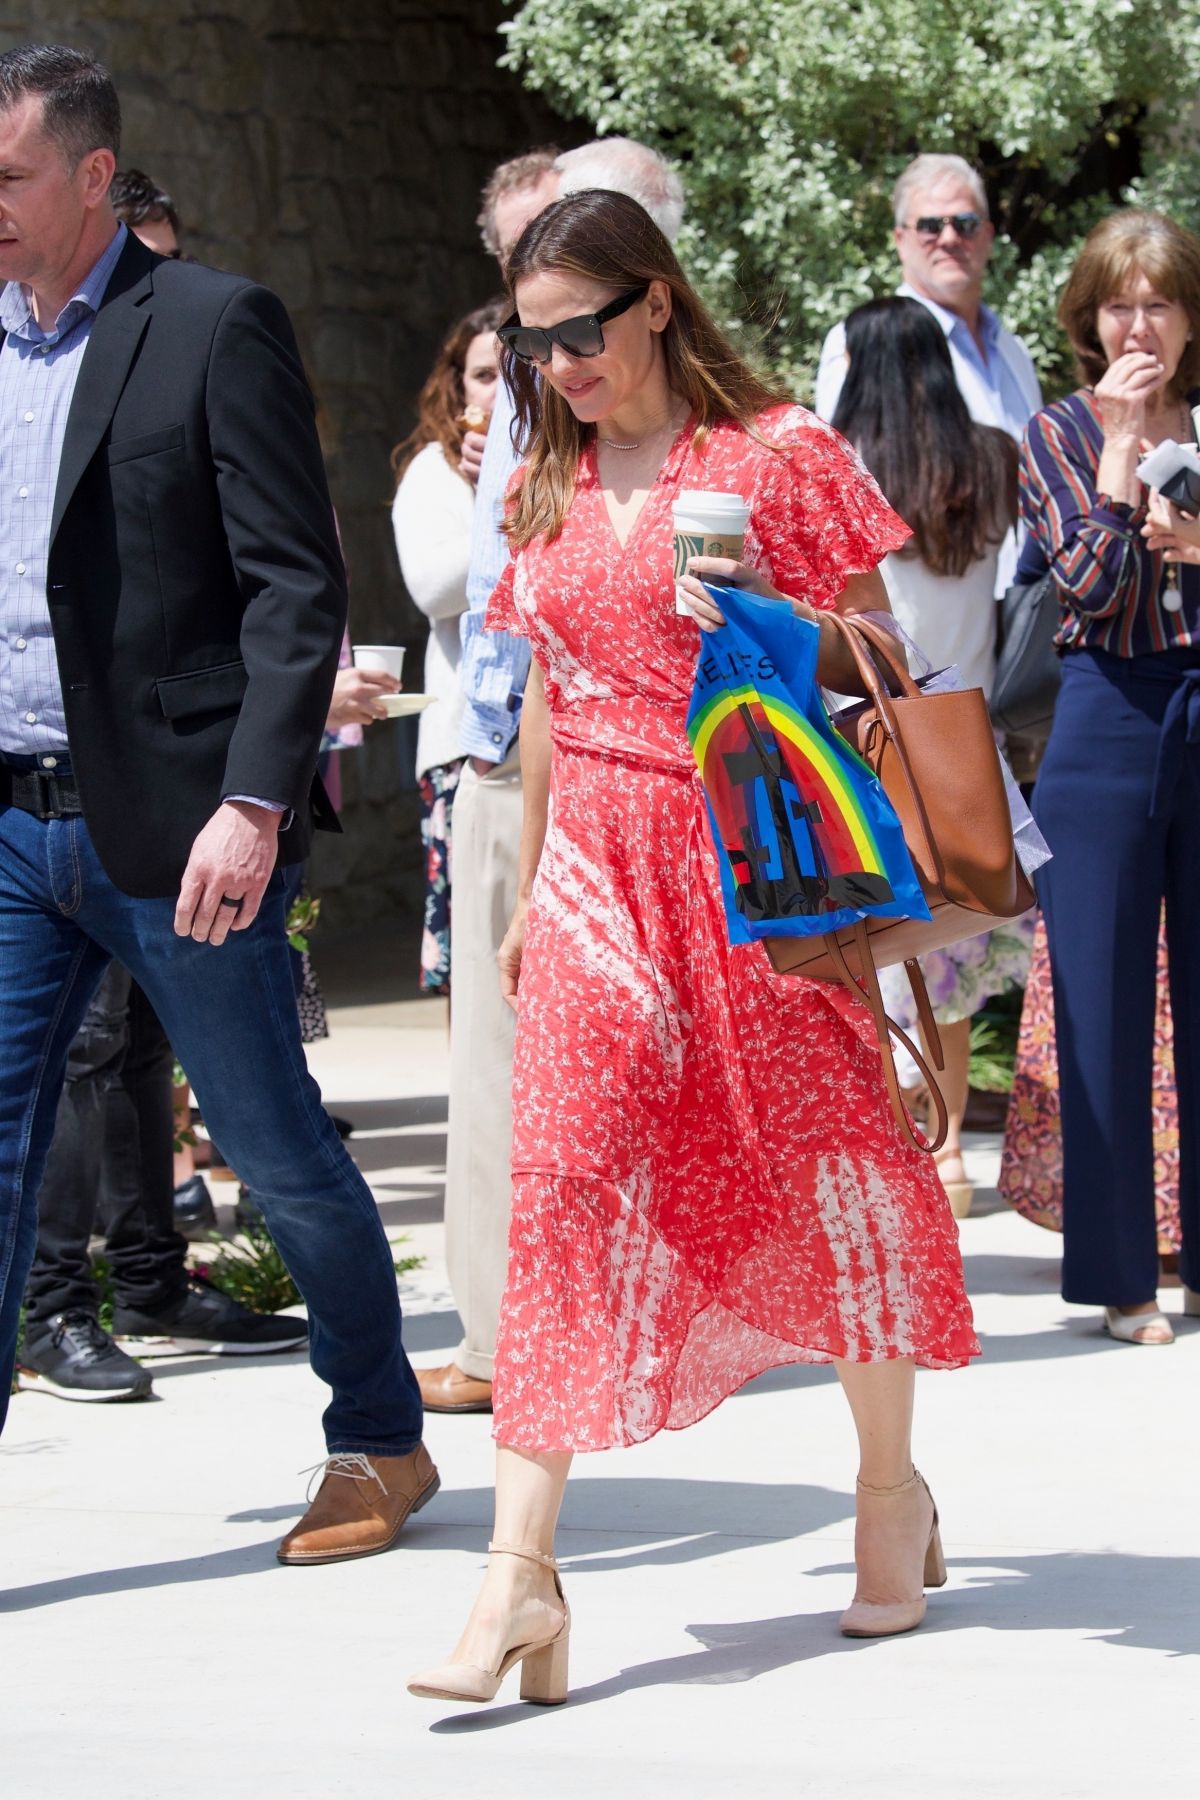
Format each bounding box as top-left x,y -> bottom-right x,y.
892,154 -> 988,228
477,147 -> 560,257
555,137 -> 684,242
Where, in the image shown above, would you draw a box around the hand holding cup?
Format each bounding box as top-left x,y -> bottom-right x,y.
677,557 -> 795,632
327,666 -> 399,727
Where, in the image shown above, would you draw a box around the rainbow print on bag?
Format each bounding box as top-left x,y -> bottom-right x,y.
687,585 -> 929,946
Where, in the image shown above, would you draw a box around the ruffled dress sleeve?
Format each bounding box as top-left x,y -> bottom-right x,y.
749,406 -> 911,610
484,554 -> 522,634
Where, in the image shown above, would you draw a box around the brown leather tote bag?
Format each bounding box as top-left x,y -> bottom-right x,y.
766,611 -> 1036,1154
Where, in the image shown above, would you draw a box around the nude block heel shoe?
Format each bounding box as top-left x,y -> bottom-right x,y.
518,1609 -> 572,1702
407,1543 -> 570,1706
840,1468 -> 945,1639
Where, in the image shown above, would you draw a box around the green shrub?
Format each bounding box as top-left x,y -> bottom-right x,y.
503,0 -> 1200,396
194,1228 -> 424,1316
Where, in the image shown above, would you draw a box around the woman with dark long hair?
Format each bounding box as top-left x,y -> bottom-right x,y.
390,296 -> 506,993
833,298 -> 1029,1213
408,191 -> 977,1708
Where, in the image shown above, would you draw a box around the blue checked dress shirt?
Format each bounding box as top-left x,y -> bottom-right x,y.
0,229 -> 285,815
458,373 -> 531,761
0,223 -> 128,757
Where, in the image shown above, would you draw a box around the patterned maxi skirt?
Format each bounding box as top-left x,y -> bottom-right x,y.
491,745 -> 979,1454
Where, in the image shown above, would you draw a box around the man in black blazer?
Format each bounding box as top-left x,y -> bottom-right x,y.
0,45 -> 437,1562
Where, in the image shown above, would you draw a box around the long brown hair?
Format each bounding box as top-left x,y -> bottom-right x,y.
390,295 -> 508,486
833,298 -> 1017,579
502,190 -> 790,547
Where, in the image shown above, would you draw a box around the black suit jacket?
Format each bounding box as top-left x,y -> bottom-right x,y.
0,231 -> 345,897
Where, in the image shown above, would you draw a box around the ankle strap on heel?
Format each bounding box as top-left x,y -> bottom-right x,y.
488,1540 -> 558,1570
856,1466 -> 922,1497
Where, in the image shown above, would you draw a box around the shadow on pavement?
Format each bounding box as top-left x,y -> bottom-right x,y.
375,1190 -> 447,1229
0,1476 -> 850,1613
349,1131 -> 447,1175
972,1319 -> 1198,1362
336,1096 -> 447,1132
429,1545 -> 1200,1732
807,1547 -> 1200,1658
396,1308 -> 461,1354
401,1477 -> 856,1563
960,1251 -> 1062,1296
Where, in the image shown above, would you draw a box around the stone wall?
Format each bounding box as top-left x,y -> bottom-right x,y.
0,0 -> 570,930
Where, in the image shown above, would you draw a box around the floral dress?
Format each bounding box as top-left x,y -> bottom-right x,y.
485,405 -> 978,1454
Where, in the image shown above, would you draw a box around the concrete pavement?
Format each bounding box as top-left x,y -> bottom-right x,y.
3,935 -> 1197,1799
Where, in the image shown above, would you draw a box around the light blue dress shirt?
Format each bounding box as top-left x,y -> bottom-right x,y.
897,286 -> 1039,446
458,373 -> 531,762
0,223 -> 127,757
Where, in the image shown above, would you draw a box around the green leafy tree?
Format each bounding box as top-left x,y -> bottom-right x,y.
502,0 -> 1200,395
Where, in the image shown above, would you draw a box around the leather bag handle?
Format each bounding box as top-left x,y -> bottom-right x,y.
825,923 -> 949,1155
821,610 -> 947,893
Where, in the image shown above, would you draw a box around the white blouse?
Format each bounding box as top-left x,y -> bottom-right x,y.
391,441 -> 474,777
879,543 -> 1000,699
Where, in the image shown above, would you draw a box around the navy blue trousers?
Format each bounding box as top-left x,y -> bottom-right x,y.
1034,646 -> 1200,1304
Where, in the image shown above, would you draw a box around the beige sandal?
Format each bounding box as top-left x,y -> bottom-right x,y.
1103,1307 -> 1175,1346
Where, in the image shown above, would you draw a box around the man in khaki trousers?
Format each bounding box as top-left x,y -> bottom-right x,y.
436,748 -> 522,1401
416,140 -> 685,1413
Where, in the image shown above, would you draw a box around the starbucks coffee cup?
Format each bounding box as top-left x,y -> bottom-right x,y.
673,491 -> 751,615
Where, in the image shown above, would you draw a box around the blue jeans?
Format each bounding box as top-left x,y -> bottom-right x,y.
0,798 -> 424,1452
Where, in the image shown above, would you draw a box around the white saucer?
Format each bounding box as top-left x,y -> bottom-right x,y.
377,693 -> 436,718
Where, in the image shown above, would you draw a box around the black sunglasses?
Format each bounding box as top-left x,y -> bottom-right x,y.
498,284 -> 650,365
907,213 -> 984,241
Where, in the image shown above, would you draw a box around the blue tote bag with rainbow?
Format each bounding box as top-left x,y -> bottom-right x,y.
687,585 -> 929,946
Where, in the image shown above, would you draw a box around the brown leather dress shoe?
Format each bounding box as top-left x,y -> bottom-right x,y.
277,1445 -> 439,1565
417,1362 -> 493,1413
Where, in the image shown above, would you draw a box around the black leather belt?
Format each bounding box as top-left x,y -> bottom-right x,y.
5,765 -> 84,820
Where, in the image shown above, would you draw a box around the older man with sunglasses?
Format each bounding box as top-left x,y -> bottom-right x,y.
816,154 -> 1041,588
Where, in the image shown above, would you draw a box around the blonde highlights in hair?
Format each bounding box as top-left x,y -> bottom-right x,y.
1059,209 -> 1200,393
501,190 -> 790,548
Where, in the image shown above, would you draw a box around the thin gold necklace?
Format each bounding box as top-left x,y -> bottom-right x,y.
598,402 -> 686,452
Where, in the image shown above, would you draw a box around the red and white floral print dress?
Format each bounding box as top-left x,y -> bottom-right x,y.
485,404 -> 978,1453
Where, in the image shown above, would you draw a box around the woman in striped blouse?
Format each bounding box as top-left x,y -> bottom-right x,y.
1020,209 -> 1200,1345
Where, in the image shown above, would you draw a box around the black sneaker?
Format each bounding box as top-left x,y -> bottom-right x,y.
174,1173 -> 217,1239
17,1311 -> 154,1402
112,1279 -> 308,1358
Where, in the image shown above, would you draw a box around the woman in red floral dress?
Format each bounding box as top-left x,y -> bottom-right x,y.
410,192 -> 978,1708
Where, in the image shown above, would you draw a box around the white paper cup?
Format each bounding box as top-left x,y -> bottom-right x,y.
673,491 -> 751,615
352,643 -> 405,680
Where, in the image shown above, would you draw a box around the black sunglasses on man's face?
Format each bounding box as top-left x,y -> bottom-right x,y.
906,213 -> 984,242
498,284 -> 650,366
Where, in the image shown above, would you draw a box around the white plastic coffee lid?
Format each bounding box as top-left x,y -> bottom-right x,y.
674,490 -> 750,517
